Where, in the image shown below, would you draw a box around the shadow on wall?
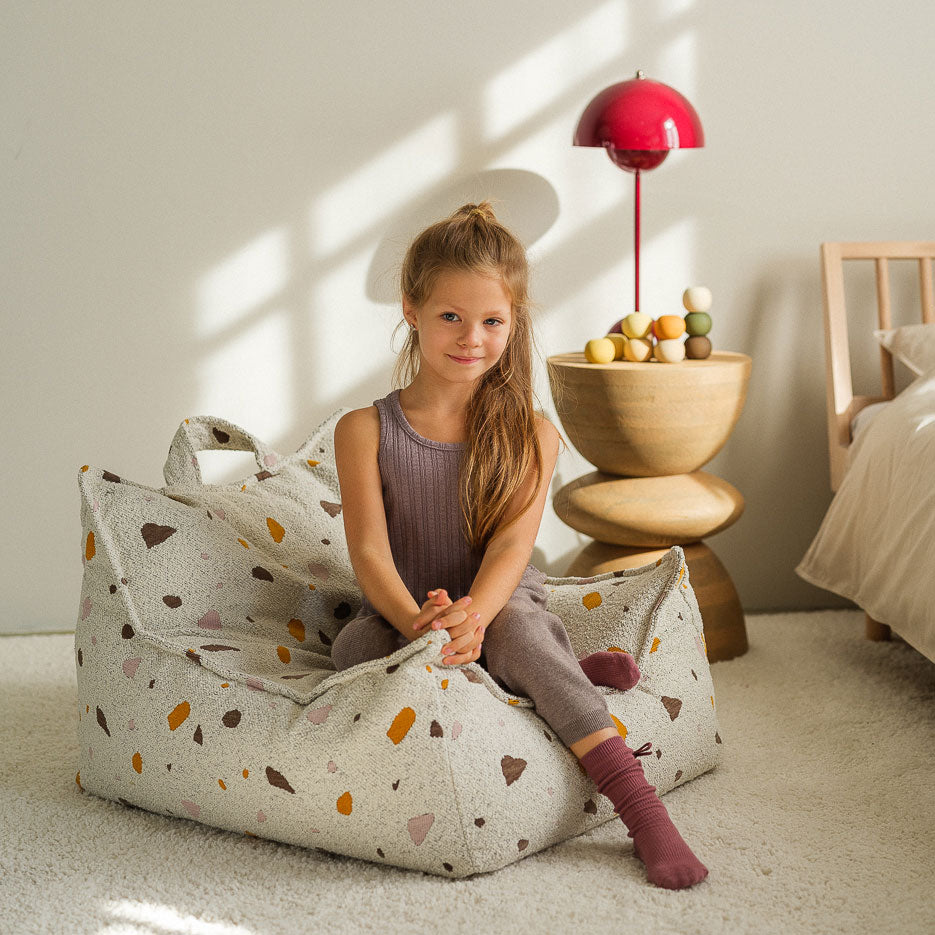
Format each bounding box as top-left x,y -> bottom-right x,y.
364,169 -> 560,304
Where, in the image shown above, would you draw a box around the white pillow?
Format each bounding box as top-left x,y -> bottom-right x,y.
873,322 -> 935,376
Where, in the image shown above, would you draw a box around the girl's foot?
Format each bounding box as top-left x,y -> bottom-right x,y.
629,815 -> 709,889
578,734 -> 708,890
578,650 -> 641,691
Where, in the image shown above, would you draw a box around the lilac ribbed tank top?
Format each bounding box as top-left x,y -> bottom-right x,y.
356,388 -> 486,618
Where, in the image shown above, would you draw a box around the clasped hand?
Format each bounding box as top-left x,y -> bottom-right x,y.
410,589 -> 484,666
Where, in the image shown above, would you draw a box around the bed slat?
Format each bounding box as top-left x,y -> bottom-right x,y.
920,258 -> 935,324
821,241 -> 935,491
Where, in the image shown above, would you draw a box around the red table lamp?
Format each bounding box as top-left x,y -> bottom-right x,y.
573,71 -> 704,313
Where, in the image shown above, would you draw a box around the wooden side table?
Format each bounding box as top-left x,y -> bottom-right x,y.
546,351 -> 752,662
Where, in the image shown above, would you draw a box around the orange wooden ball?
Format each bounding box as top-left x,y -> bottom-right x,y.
654,315 -> 687,341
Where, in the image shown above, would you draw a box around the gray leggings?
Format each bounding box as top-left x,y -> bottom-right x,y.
331,564 -> 616,748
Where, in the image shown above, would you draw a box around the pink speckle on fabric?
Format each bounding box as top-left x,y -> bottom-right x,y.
408,813 -> 435,846
197,610 -> 222,630
306,705 -> 332,724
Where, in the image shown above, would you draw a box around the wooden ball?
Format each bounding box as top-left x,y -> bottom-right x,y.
682,286 -> 712,313
655,315 -> 686,340
585,337 -> 616,363
604,333 -> 627,360
654,338 -> 687,363
685,335 -> 712,359
622,312 -> 653,339
623,337 -> 654,362
684,312 -> 712,336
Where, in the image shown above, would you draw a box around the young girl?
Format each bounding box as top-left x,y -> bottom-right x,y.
332,201 -> 708,889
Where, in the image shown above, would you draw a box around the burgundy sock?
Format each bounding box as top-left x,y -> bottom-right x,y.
579,651 -> 641,691
579,734 -> 708,889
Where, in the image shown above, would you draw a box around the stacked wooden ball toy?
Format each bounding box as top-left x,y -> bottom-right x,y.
583,286 -> 714,364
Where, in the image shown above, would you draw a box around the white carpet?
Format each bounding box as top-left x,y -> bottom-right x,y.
2,610 -> 933,935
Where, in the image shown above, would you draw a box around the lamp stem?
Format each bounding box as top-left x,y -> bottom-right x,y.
634,169 -> 641,312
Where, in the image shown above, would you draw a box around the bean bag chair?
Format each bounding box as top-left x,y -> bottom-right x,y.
73,410 -> 722,878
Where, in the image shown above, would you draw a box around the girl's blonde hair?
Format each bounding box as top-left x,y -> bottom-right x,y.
392,200 -> 567,553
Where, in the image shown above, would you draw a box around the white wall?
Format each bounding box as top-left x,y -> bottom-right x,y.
4,0 -> 934,634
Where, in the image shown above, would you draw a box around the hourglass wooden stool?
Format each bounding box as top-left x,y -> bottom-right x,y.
546,351 -> 752,662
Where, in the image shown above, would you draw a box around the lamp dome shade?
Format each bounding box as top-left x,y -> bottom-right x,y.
573,75 -> 704,154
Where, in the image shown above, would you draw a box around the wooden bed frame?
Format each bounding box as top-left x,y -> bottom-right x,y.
820,241 -> 935,639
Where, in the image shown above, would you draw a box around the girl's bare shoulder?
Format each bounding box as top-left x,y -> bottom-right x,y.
533,411 -> 564,453
335,406 -> 380,455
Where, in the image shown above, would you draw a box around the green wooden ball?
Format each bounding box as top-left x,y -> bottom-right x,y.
684,312 -> 712,336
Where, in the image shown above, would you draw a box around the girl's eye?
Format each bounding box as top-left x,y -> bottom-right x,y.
441,312 -> 503,325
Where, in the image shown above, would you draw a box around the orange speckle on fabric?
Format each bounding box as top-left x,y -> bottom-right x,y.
582,591 -> 602,610
242,769 -> 249,778
607,646 -> 627,654
277,646 -> 291,663
387,707 -> 416,745
650,637 -> 661,653
241,484 -> 247,492
610,714 -> 628,741
237,538 -> 250,548
701,632 -> 708,657
425,665 -> 432,673
221,683 -> 229,688
218,779 -> 227,789
85,531 -> 95,561
80,465 -> 89,472
710,695 -> 715,707
441,679 -> 448,689
167,702 -> 190,731
267,517 -> 285,543
306,459 -> 320,467
507,699 -> 519,706
337,791 -> 353,815
307,583 -> 317,591
132,752 -> 142,773
75,771 -> 82,791
288,618 -> 306,642
86,705 -> 89,713
678,565 -> 685,584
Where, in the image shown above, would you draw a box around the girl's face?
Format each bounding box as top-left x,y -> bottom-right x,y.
404,268 -> 513,382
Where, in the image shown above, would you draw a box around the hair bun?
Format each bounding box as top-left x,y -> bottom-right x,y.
458,201 -> 497,223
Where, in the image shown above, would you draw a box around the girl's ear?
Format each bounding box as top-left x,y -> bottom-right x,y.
402,296 -> 417,328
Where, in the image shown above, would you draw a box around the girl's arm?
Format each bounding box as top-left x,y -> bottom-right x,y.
334,408 -> 421,639
466,546 -> 532,630
466,418 -> 562,629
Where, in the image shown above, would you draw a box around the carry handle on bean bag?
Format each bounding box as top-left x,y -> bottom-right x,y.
163,415 -> 284,488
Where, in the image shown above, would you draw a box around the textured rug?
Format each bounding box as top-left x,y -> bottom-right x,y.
2,609 -> 933,935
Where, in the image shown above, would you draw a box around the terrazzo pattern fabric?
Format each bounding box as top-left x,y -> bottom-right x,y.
73,410 -> 722,878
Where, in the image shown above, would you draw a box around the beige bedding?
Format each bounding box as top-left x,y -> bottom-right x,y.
797,370 -> 935,662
